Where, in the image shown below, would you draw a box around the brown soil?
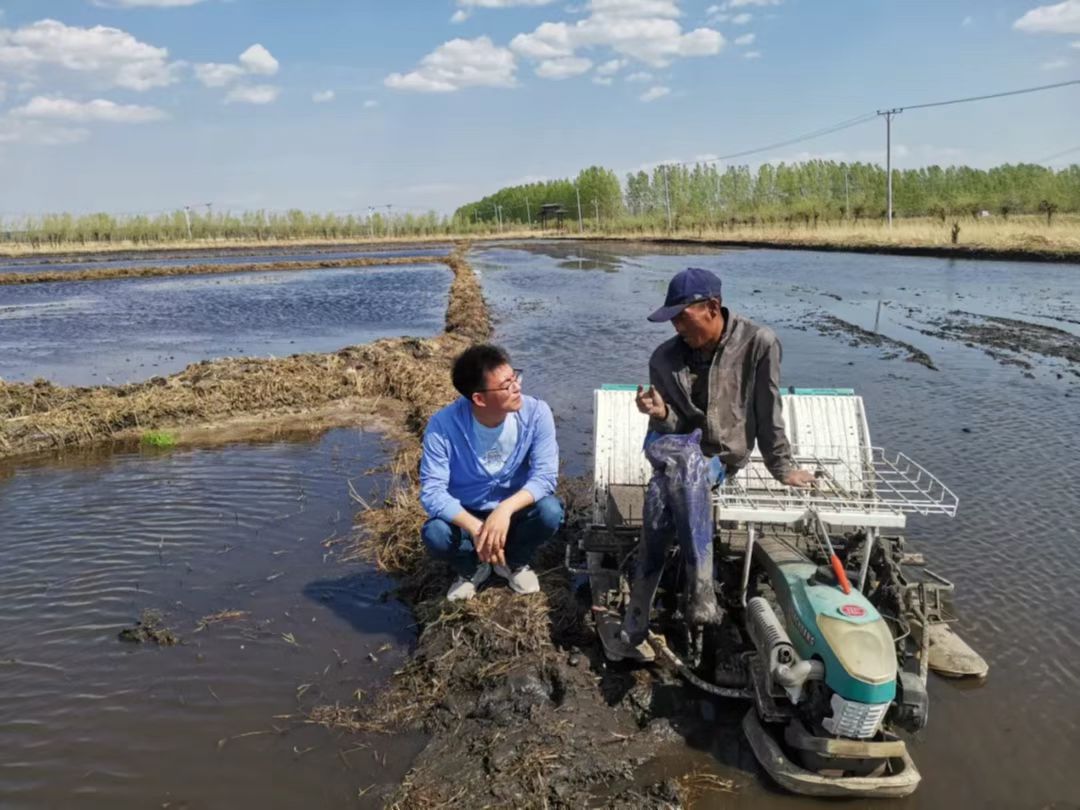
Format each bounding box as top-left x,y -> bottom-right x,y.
0,255 -> 446,286
3,243 -> 734,807
0,238 -> 452,263
813,314 -> 938,369
918,310 -> 1080,373
118,609 -> 180,646
0,250 -> 479,461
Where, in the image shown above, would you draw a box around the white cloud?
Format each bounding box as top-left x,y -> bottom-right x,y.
592,75 -> 613,84
11,95 -> 166,122
639,84 -> 669,101
595,57 -> 626,75
707,0 -> 780,16
0,18 -> 180,90
385,36 -> 517,92
91,0 -> 207,7
744,50 -> 761,58
312,89 -> 335,103
451,10 -> 470,23
625,70 -> 653,81
224,84 -> 280,104
1014,1 -> 1080,34
363,99 -> 379,108
238,43 -> 278,76
732,12 -> 752,24
589,0 -> 681,16
510,1 -> 725,69
0,118 -> 90,145
195,43 -> 280,90
193,62 -> 244,87
1072,39 -> 1080,46
734,32 -> 755,45
536,55 -> 593,78
1041,57 -> 1070,68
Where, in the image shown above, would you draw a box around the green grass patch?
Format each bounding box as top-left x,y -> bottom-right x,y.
141,431 -> 178,449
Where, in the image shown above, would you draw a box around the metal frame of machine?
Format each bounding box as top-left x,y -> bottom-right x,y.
572,385 -> 988,798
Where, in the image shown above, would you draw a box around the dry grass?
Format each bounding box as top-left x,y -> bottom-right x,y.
0,235 -> 456,258
588,215 -> 1080,259
0,255 -> 447,286
0,244 -> 485,462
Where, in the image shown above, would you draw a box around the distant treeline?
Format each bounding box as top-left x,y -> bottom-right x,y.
455,161 -> 1079,228
1,209 -> 449,247
3,160 -> 1077,248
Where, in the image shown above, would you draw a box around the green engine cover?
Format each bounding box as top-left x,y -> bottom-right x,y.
772,560 -> 898,705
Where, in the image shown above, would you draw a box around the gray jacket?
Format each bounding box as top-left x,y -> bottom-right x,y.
648,309 -> 795,481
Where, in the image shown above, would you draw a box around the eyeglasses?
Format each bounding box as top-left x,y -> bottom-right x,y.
477,368 -> 524,394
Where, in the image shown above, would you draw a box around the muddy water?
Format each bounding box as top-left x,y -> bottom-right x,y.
0,429 -> 420,809
474,241 -> 1080,809
0,263 -> 450,386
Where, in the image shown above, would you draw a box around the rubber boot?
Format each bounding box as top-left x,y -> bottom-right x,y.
620,471 -> 672,647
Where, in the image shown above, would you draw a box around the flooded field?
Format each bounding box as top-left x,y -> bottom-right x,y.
0,429 -> 421,809
0,262 -> 450,386
473,240 -> 1080,809
2,240 -> 1078,808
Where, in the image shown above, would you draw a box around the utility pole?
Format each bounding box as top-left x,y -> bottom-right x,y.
715,169 -> 722,223
575,183 -> 584,234
662,165 -> 673,231
593,199 -> 600,231
525,197 -> 532,227
368,206 -> 375,237
183,205 -> 193,240
844,170 -> 850,220
385,204 -> 394,237
877,108 -> 902,227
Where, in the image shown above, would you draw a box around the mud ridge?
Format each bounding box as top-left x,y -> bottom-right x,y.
917,310 -> 1080,372
812,314 -> 937,369
0,254 -> 447,286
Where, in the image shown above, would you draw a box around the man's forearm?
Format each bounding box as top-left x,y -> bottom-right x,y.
496,489 -> 536,515
449,510 -> 484,536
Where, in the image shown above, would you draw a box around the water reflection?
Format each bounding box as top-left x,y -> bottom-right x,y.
0,428 -> 418,809
473,241 -> 1080,809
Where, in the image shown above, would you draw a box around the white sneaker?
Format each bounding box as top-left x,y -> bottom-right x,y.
493,564 -> 540,595
446,563 -> 492,602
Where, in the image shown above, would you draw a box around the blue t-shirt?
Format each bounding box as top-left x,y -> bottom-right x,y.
472,413 -> 519,475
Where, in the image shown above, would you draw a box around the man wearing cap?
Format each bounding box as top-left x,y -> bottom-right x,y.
619,267 -> 814,649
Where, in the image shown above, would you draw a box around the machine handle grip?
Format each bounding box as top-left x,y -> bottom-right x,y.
831,554 -> 852,595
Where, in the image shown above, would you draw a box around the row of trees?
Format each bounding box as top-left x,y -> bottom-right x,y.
456,161 -> 1079,228
3,160 -> 1076,248
1,208 -> 450,248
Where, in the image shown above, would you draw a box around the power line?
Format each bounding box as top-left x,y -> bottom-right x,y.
895,78 -> 1080,113
1035,144 -> 1080,164
676,113 -> 878,167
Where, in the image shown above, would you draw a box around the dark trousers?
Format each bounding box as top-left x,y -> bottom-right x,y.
421,495 -> 564,577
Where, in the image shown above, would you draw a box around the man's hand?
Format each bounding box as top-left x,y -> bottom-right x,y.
636,384 -> 667,420
782,468 -> 816,489
475,505 -> 512,567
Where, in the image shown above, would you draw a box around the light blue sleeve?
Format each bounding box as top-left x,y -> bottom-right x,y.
522,400 -> 559,503
419,418 -> 464,522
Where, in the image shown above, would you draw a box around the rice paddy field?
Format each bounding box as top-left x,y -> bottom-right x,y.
1,240 -> 1078,809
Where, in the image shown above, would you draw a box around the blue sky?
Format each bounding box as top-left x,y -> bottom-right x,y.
0,0 -> 1077,218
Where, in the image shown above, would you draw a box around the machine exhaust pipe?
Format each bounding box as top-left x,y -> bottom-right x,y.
747,597 -> 823,692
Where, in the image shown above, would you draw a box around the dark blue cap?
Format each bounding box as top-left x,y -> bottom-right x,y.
647,267 -> 723,322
